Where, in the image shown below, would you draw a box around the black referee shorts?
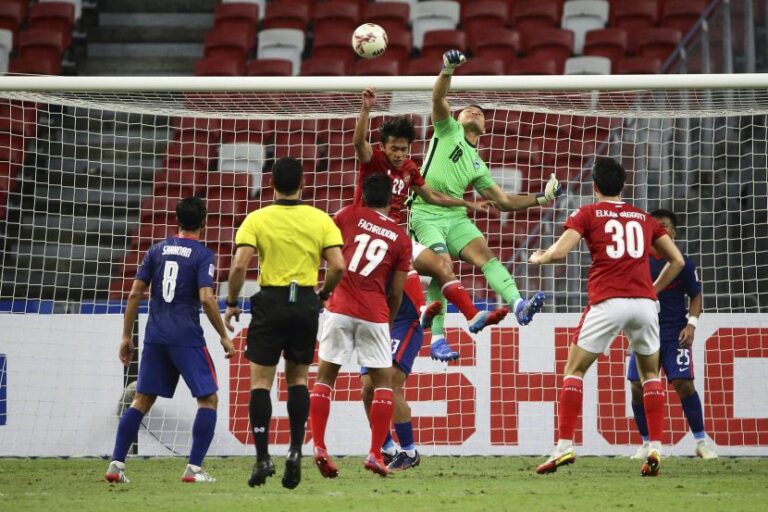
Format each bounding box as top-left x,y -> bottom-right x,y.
245,286 -> 321,367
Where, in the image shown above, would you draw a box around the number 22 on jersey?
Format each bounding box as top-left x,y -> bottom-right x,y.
348,233 -> 387,276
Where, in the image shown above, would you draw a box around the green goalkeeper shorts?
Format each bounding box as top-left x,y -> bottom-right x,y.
409,210 -> 484,258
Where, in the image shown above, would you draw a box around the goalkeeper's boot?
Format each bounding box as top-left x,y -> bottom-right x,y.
281,449 -> 302,490
313,446 -> 339,479
181,464 -> 216,483
364,453 -> 390,477
640,449 -> 661,477
515,292 -> 545,326
248,456 -> 276,487
387,450 -> 421,472
420,301 -> 444,329
430,337 -> 459,362
695,440 -> 718,459
468,307 -> 509,334
536,447 -> 576,474
105,460 -> 129,483
630,442 -> 651,460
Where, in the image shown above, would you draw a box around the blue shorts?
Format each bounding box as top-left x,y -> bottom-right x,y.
136,343 -> 219,398
626,338 -> 694,382
361,320 -> 424,377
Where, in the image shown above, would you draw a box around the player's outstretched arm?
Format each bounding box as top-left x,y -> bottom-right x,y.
412,184 -> 490,212
120,279 -> 147,366
353,87 -> 376,164
478,174 -> 562,211
225,245 -> 256,331
529,229 -> 583,265
319,246 -> 345,306
200,286 -> 234,358
651,234 -> 686,293
432,50 -> 466,123
387,269 -> 408,325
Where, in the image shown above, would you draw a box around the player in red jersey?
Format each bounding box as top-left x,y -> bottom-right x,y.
529,157 -> 685,477
353,87 -> 508,362
309,173 -> 411,478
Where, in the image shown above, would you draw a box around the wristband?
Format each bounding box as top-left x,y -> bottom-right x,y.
687,316 -> 698,328
226,300 -> 239,308
318,290 -> 331,301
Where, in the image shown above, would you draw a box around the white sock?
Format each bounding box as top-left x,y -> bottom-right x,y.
187,464 -> 202,472
404,449 -> 417,458
649,441 -> 662,454
111,460 -> 125,469
430,336 -> 444,345
556,439 -> 573,452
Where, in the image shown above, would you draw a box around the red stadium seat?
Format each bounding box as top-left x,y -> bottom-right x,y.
18,29 -> 66,64
203,28 -> 253,64
507,57 -> 557,75
364,2 -> 410,34
313,27 -> 356,70
246,58 -> 293,76
221,119 -> 275,144
313,2 -> 359,35
263,2 -> 309,30
213,3 -> 260,40
9,55 -> 60,75
461,1 -> 509,40
454,58 -> 504,75
511,0 -> 559,37
469,29 -> 521,62
376,26 -> 413,66
633,27 -> 681,62
583,28 -> 628,66
194,56 -> 245,76
610,0 -> 659,33
354,57 -> 400,76
661,0 -> 707,34
406,57 -> 442,76
0,103 -> 38,137
0,133 -> 24,164
28,2 -> 75,47
613,56 -> 661,74
421,29 -> 467,62
301,57 -> 347,76
0,2 -> 23,41
273,144 -> 320,172
524,29 -> 574,74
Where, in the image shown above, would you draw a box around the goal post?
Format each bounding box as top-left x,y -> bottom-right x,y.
0,75 -> 766,457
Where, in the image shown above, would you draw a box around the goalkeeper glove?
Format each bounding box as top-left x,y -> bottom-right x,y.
441,49 -> 466,75
536,173 -> 563,206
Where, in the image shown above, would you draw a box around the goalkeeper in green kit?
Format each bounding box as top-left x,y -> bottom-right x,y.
410,50 -> 563,361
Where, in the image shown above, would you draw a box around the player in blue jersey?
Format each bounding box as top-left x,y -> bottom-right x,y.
626,209 -> 717,459
105,197 -> 235,484
360,271 -> 442,471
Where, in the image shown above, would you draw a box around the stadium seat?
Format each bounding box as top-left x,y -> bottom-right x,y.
461,1 -> 508,40
364,2 -> 410,34
272,143 -> 319,172
301,57 -> 348,76
0,29 -> 12,54
206,170 -> 252,199
511,0 -> 560,37
220,119 -> 275,144
0,103 -> 36,138
633,27 -> 681,62
469,29 -> 521,61
17,29 -> 66,65
194,56 -> 245,76
375,25 -> 413,66
0,47 -> 8,74
312,28 -> 356,71
246,58 -> 292,76
354,57 -> 400,76
454,58 -> 504,75
524,28 -> 574,74
203,28 -> 254,64
0,3 -> 22,41
610,0 -> 658,33
420,29 -> 467,61
257,28 -> 305,75
325,131 -> 357,161
661,0 -> 707,34
214,3 -> 260,40
173,117 -> 220,144
406,56 -> 442,75
263,2 -> 309,30
507,57 -> 557,75
0,132 -> 24,164
313,2 -> 359,35
561,0 -> 609,54
564,55 -> 611,74
613,56 -> 661,74
28,2 -> 75,48
218,143 -> 265,181
40,0 -> 82,20
412,0 -> 461,48
583,28 -> 628,66
8,56 -> 61,75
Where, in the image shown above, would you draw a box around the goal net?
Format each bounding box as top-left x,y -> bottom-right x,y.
0,76 -> 766,457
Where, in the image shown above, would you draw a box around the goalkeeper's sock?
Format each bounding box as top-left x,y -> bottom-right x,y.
369,388 -> 394,458
112,406 -> 144,463
631,400 -> 650,442
441,280 -> 479,320
642,379 -> 666,444
287,384 -> 310,452
249,388 -> 272,461
427,279 -> 447,339
309,383 -> 332,451
680,391 -> 706,440
189,407 -> 216,467
394,421 -> 415,453
557,376 -> 583,442
481,258 -> 521,306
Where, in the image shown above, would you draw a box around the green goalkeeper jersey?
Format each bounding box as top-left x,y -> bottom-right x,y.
411,116 -> 496,217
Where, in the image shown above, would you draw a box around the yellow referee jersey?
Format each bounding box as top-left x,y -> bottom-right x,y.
234,199 -> 343,287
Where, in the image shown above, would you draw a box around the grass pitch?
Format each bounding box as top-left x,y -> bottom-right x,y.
1,456 -> 765,511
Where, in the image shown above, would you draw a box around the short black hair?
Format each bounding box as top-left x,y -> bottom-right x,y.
272,157 -> 303,194
176,196 -> 207,231
463,104 -> 486,117
651,208 -> 678,228
362,173 -> 392,208
592,157 -> 626,197
380,116 -> 416,145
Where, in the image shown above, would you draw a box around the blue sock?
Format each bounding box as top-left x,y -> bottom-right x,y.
189,407 -> 217,467
112,407 -> 144,462
680,391 -> 706,440
631,401 -> 649,442
382,431 -> 395,451
394,421 -> 415,452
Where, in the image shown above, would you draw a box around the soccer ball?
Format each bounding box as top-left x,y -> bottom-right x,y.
352,23 -> 388,59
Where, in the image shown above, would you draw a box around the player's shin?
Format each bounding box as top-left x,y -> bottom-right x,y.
287,385 -> 310,452
557,376 -> 584,444
369,388 -> 395,458
111,407 -> 145,463
427,279 -> 447,338
631,401 -> 650,442
249,388 -> 272,461
441,280 -> 479,319
309,383 -> 333,450
481,258 -> 521,306
189,407 -> 217,467
642,378 -> 666,451
680,391 -> 706,440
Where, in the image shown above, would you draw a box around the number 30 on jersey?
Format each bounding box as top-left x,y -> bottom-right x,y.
604,220 -> 644,259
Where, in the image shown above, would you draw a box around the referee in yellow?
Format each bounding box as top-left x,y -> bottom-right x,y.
224,157 -> 345,491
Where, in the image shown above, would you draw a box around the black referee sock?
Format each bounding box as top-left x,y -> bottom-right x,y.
287,385 -> 310,453
249,388 -> 272,461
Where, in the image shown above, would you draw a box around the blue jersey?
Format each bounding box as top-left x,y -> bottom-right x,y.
135,236 -> 216,347
649,253 -> 701,342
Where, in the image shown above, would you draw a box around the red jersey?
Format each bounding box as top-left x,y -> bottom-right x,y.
564,201 -> 667,305
327,204 -> 412,323
353,147 -> 425,224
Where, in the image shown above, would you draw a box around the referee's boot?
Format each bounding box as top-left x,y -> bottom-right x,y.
282,449 -> 302,490
248,456 -> 276,487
